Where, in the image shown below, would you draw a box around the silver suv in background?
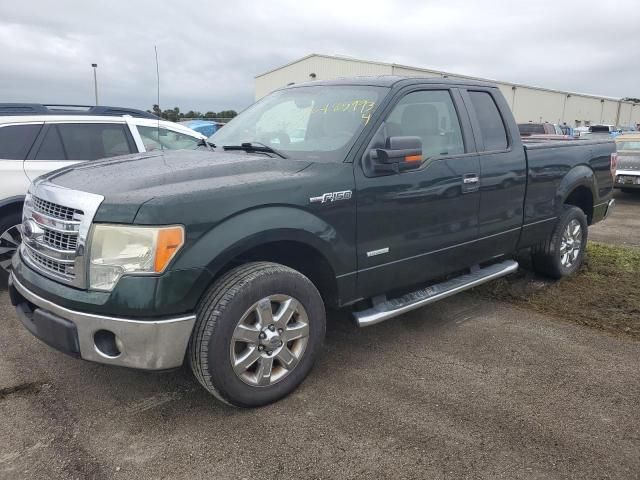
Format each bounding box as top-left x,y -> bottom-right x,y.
0,103 -> 207,277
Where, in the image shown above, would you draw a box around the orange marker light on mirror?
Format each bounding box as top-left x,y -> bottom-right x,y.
154,226 -> 185,272
405,155 -> 422,162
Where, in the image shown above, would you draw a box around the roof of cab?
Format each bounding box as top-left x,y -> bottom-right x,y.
282,75 -> 498,90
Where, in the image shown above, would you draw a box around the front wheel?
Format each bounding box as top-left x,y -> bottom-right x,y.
189,262 -> 326,407
531,205 -> 588,279
0,212 -> 22,277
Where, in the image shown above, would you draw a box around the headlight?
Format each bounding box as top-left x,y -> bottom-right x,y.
89,224 -> 184,291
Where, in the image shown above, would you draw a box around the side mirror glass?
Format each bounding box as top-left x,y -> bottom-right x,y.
372,136 -> 423,173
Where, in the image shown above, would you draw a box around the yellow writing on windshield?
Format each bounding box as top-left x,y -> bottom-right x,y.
311,99 -> 376,125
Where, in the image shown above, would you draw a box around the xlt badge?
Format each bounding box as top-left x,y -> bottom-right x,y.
309,190 -> 352,204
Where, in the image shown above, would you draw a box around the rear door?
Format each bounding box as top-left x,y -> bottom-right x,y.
24,121 -> 136,181
0,122 -> 43,199
460,88 -> 527,260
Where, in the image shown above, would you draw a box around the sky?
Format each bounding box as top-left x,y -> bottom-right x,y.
1,0 -> 639,113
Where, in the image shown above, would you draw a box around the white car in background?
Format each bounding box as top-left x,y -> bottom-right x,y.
0,103 -> 207,276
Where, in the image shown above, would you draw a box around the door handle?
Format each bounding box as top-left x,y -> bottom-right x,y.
463,174 -> 479,184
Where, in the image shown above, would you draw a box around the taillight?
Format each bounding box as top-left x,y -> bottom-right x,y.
610,153 -> 618,177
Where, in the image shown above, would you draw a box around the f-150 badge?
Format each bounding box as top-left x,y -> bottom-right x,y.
309,190 -> 353,204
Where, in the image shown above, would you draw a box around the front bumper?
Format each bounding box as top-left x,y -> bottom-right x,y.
9,272 -> 196,370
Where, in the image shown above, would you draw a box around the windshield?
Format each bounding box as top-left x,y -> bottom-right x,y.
209,85 -> 387,162
617,141 -> 640,151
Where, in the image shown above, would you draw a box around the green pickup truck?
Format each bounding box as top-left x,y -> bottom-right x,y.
9,76 -> 616,407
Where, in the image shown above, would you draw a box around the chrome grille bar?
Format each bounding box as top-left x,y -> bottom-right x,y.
21,180 -> 104,289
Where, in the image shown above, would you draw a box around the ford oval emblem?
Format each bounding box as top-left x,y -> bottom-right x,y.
21,219 -> 36,240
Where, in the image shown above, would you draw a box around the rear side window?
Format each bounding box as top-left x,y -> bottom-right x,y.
51,124 -> 135,161
0,124 -> 42,159
468,91 -> 508,151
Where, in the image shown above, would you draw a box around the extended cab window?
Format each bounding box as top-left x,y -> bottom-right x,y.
0,124 -> 42,159
468,91 -> 508,151
137,126 -> 200,151
35,124 -> 134,161
385,90 -> 465,157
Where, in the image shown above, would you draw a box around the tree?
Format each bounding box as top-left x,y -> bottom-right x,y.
216,110 -> 238,119
148,106 -> 238,122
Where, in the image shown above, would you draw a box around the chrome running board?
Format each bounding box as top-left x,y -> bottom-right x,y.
353,260 -> 519,327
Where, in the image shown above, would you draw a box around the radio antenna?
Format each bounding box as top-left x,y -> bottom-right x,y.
154,45 -> 163,150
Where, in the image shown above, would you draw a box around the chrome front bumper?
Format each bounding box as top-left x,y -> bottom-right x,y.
10,273 -> 196,370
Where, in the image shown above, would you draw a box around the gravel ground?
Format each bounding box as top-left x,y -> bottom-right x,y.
590,189 -> 640,247
1,190 -> 638,479
1,289 -> 638,480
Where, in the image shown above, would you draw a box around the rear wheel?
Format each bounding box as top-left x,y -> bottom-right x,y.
189,262 -> 326,407
532,205 -> 588,279
0,212 -> 22,278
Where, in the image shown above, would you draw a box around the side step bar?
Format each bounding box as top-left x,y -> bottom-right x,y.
353,260 -> 519,327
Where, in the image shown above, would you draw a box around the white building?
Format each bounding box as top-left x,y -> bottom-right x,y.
255,54 -> 640,128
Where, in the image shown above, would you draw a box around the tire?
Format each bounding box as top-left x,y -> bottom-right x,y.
0,211 -> 22,279
531,205 -> 588,279
189,261 -> 326,407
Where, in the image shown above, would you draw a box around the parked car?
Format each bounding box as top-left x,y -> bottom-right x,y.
559,124 -> 576,137
517,122 -> 571,140
582,124 -> 621,139
8,78 -> 615,407
614,133 -> 640,192
180,119 -> 223,137
0,103 -> 207,276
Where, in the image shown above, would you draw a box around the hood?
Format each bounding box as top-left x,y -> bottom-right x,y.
43,150 -> 313,223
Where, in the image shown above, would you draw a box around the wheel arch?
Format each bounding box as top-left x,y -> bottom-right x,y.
174,206 -> 352,308
0,195 -> 25,218
557,166 -> 596,224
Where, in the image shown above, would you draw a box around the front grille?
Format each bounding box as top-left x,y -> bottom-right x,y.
42,229 -> 78,251
22,183 -> 103,288
33,196 -> 84,221
26,249 -> 73,277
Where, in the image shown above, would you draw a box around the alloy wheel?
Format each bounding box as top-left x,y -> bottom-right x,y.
230,294 -> 310,387
0,224 -> 21,272
559,219 -> 582,268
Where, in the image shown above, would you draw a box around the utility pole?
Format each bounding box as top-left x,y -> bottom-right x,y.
91,63 -> 99,105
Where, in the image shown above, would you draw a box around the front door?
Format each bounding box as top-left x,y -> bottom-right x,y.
355,88 -> 482,298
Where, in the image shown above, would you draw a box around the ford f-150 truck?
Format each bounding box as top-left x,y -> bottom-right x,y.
9,77 -> 616,407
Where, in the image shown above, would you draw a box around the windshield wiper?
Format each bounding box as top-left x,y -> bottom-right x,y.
197,139 -> 216,149
222,142 -> 288,159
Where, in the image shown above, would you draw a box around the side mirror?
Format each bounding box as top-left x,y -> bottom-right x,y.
373,136 -> 423,173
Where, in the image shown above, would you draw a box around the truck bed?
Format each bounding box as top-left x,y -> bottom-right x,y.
519,137 -> 615,250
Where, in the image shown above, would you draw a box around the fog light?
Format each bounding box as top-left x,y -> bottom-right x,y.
94,330 -> 121,358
